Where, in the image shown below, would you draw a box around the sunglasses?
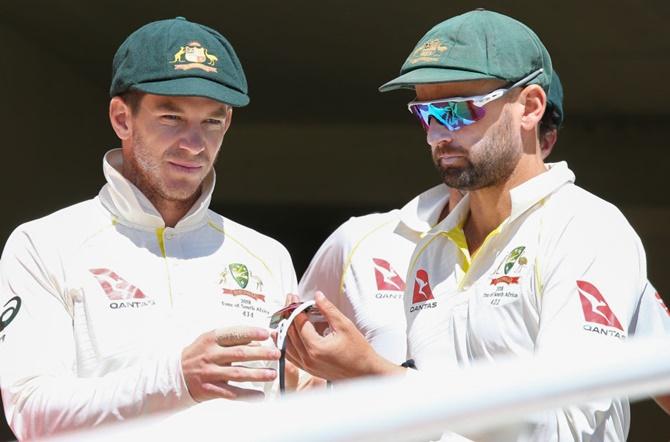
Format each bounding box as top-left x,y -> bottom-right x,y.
407,68 -> 544,132
269,301 -> 328,394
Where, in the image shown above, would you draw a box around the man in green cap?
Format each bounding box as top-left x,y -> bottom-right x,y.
285,10 -> 660,440
295,71 -> 566,376
0,17 -> 296,439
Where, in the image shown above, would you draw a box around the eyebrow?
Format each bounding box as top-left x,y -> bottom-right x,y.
154,100 -> 229,119
209,106 -> 229,119
155,101 -> 183,113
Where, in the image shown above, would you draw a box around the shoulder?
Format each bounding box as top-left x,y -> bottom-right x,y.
329,210 -> 401,249
299,209 -> 400,280
0,199 -> 106,281
545,183 -> 639,242
539,183 -> 645,284
3,198 -> 106,254
207,211 -> 292,260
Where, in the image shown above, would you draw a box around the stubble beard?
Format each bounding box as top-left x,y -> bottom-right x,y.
126,132 -> 211,210
435,108 -> 522,191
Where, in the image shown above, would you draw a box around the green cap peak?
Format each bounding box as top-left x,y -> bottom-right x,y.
110,17 -> 249,107
379,9 -> 552,94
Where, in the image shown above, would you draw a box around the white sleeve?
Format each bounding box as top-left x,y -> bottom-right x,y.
278,242 -> 299,296
298,220 -> 352,315
531,214 -> 645,441
300,218 -> 407,364
0,228 -> 194,440
629,281 -> 670,337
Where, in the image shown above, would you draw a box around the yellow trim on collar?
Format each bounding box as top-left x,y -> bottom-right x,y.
155,227 -> 173,307
442,220 -> 505,289
155,227 -> 167,257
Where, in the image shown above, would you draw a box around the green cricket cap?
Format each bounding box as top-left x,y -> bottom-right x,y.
110,17 -> 249,107
379,9 -> 552,93
547,70 -> 564,128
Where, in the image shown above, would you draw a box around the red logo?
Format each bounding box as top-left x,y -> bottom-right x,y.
373,258 -> 406,292
412,269 -> 434,304
222,288 -> 266,302
90,268 -> 147,301
490,276 -> 520,285
655,292 -> 670,317
577,280 -> 623,331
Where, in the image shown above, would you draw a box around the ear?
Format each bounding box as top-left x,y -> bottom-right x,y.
540,128 -> 558,160
109,96 -> 133,141
519,85 -> 546,132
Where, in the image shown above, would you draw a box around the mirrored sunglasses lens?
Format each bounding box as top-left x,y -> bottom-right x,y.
411,101 -> 486,131
410,104 -> 431,130
436,102 -> 483,130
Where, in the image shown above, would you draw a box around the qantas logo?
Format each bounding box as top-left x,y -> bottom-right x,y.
412,269 -> 434,304
89,269 -> 155,309
409,269 -> 437,312
372,258 -> 406,292
577,280 -> 623,331
90,268 -> 147,300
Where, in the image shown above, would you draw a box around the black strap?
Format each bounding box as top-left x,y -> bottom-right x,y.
401,359 -> 417,369
279,339 -> 288,393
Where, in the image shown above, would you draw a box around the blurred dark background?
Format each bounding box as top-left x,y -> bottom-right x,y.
0,0 -> 668,440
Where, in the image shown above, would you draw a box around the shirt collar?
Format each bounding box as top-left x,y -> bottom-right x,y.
98,149 -> 215,230
508,161 -> 575,222
398,183 -> 450,234
431,161 -> 575,235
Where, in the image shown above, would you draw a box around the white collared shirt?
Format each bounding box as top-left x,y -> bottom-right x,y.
0,149 -> 297,439
405,162 -> 665,441
299,184 -> 449,363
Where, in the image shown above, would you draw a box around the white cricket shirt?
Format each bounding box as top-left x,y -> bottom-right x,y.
0,149 -> 297,439
405,162 -> 657,441
299,184 -> 449,363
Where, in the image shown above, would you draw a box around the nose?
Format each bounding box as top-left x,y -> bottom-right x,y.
179,124 -> 206,154
426,119 -> 455,149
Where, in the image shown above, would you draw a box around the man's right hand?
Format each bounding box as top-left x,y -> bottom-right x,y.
181,326 -> 280,402
285,292 -> 404,381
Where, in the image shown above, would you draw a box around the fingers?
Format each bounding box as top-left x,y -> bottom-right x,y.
313,291 -> 355,333
299,374 -> 328,391
285,293 -> 300,306
203,382 -> 267,401
211,344 -> 280,365
285,315 -> 309,365
270,329 -> 279,346
207,365 -> 278,383
293,311 -> 322,345
215,326 -> 270,347
284,360 -> 300,392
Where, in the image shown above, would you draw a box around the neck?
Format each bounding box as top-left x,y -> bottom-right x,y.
463,155 -> 545,254
120,158 -> 202,229
151,191 -> 201,228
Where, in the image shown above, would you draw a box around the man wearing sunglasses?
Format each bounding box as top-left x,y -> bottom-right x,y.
286,9 -> 662,440
297,67 -> 565,371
